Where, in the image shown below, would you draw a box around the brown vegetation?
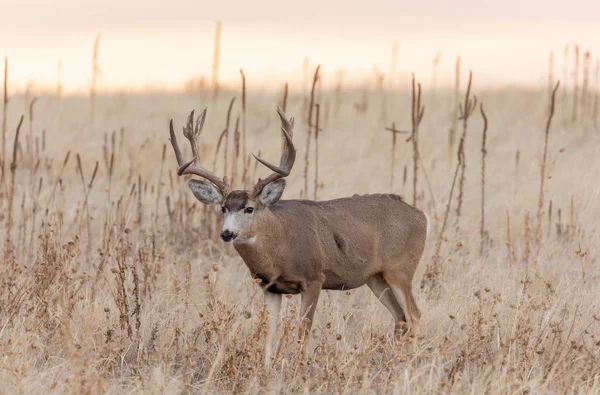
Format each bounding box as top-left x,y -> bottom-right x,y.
0,57 -> 599,393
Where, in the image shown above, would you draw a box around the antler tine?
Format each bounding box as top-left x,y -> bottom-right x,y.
169,109 -> 230,193
194,107 -> 207,137
183,109 -> 203,162
169,119 -> 184,167
251,107 -> 296,195
277,106 -> 294,140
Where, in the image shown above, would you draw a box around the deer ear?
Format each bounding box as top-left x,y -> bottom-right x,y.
258,179 -> 286,206
188,179 -> 224,205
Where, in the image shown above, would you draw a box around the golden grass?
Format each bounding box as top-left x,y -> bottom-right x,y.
0,84 -> 599,394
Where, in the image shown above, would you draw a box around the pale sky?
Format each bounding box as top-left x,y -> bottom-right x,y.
1,0 -> 599,92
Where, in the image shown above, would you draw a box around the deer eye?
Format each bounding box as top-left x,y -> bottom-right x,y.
245,207 -> 254,214
221,206 -> 226,213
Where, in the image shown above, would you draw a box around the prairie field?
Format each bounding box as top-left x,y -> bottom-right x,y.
0,80 -> 599,394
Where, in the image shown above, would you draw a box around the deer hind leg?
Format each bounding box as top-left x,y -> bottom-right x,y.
264,291 -> 282,366
366,274 -> 408,337
383,271 -> 421,336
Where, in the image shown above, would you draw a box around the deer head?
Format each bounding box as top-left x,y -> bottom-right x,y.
169,107 -> 296,243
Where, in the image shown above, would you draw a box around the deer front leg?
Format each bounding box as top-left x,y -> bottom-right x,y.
264,291 -> 282,366
299,281 -> 322,357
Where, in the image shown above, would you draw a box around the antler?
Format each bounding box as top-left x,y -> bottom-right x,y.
251,107 -> 296,196
169,109 -> 230,194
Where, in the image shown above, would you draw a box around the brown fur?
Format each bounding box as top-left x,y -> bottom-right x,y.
223,190 -> 249,212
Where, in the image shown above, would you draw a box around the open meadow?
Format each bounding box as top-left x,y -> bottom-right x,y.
0,74 -> 599,393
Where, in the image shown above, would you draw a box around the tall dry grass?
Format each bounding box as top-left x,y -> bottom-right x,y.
0,74 -> 599,394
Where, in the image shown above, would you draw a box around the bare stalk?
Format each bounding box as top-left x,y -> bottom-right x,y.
304,65 -> 321,198
547,200 -> 553,237
28,177 -> 43,261
47,151 -> 72,206
231,117 -> 240,187
137,175 -> 143,227
402,165 -> 407,195
479,103 -> 488,256
302,57 -> 310,114
223,97 -> 236,179
423,136 -> 464,293
154,144 -> 166,223
455,70 -> 477,226
389,122 -> 397,190
570,194 -> 575,234
76,154 -> 99,253
27,97 -> 38,156
535,82 -> 560,247
449,55 -> 461,162
6,115 -> 24,247
410,75 -> 425,207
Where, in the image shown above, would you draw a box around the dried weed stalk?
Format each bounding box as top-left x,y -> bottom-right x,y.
304,65 -> 321,197
479,103 -> 488,255
423,136 -> 464,295
313,104 -> 321,200
231,116 -> 241,187
535,82 -> 560,248
5,115 -> 24,249
27,97 -> 38,156
449,56 -> 461,161
455,70 -> 477,227
409,74 -> 425,207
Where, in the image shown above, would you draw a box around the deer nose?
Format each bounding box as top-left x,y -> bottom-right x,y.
220,230 -> 235,242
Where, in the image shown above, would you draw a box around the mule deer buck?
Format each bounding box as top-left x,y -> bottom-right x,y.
169,107 -> 429,363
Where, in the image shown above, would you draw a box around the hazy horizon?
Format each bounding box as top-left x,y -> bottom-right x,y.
2,0 -> 599,93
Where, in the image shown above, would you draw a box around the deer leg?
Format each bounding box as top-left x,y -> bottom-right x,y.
299,281 -> 322,355
383,272 -> 421,336
366,274 -> 408,337
264,291 -> 282,366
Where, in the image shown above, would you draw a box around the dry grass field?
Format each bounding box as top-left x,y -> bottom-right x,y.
0,79 -> 599,393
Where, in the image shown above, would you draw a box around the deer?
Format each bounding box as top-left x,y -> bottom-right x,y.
169,107 -> 429,364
